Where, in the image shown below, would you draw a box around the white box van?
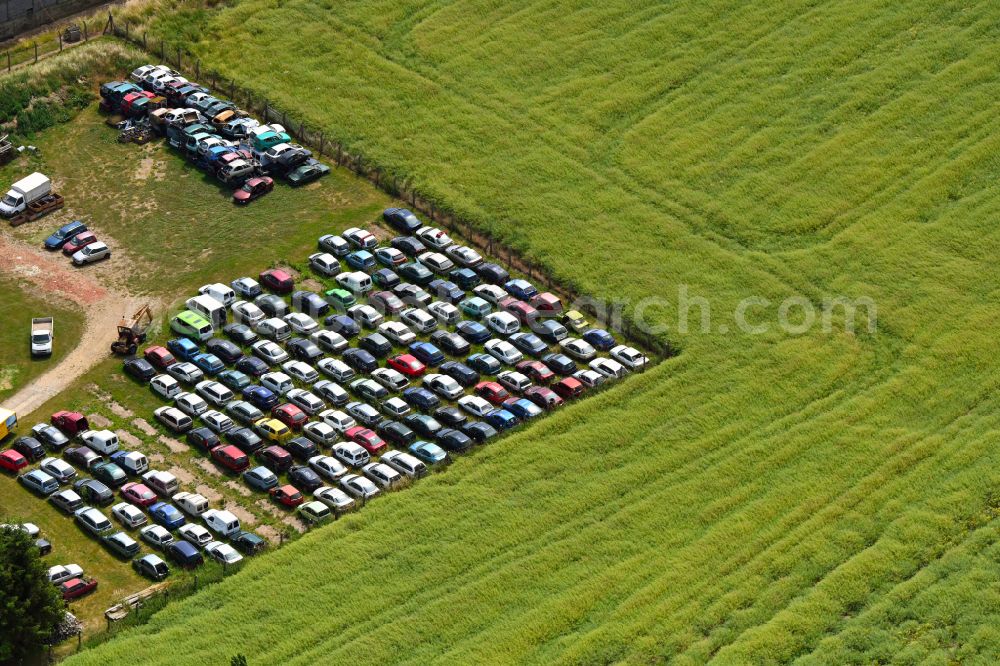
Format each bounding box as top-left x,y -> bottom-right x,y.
258,317 -> 291,342
202,509 -> 241,537
186,294 -> 227,330
114,451 -> 149,476
199,283 -> 236,307
335,271 -> 373,295
332,442 -> 370,468
142,470 -> 180,496
81,429 -> 120,455
173,491 -> 209,516
151,374 -> 181,400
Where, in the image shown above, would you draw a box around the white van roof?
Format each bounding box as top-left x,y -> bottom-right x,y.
188,294 -> 225,310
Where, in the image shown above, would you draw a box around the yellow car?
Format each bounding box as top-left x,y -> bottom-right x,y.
253,418 -> 291,443
562,310 -> 590,333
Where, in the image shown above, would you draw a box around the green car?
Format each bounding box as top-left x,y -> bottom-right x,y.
218,370 -> 252,392
287,161 -> 331,185
325,288 -> 356,311
297,500 -> 332,525
460,297 -> 491,319
92,462 -> 127,488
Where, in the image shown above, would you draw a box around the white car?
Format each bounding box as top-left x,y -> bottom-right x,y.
417,251 -> 454,274
589,357 -> 628,380
261,372 -> 294,396
287,388 -> 325,415
72,241 -> 110,265
308,455 -> 348,481
311,329 -> 348,354
175,392 -> 209,417
40,457 -> 76,483
362,462 -> 402,489
371,368 -> 409,392
252,340 -> 289,365
308,252 -> 340,276
303,421 -> 338,447
150,374 -> 181,399
485,312 -> 520,336
424,374 -> 463,400
282,360 -> 319,384
166,362 -> 204,385
444,245 -> 483,267
319,409 -> 356,434
318,234 -> 350,256
318,358 -> 355,383
226,400 -> 264,425
473,284 -> 508,305
497,370 -> 532,394
415,226 -> 453,251
484,339 -> 523,365
340,473 -> 380,499
573,369 -> 606,389
342,226 -> 378,249
48,563 -> 84,585
314,486 -> 356,513
178,523 -> 213,548
195,380 -> 234,407
231,301 -> 265,328
205,541 -> 244,565
401,308 -> 437,334
140,524 -> 174,549
458,395 -> 494,418
332,442 -> 370,468
313,379 -> 349,406
284,312 -> 319,335
559,337 -> 597,361
202,410 -> 235,434
610,344 -> 649,369
347,304 -> 383,328
231,277 -> 261,298
381,397 -> 410,418
111,502 -> 147,528
427,301 -> 460,325
380,450 -> 427,479
378,321 -> 416,346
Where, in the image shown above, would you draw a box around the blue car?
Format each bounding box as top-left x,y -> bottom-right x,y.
467,353 -> 502,375
235,356 -> 269,378
218,369 -> 252,392
583,328 -> 616,351
428,279 -> 463,304
457,321 -> 491,344
408,440 -> 449,465
408,341 -> 445,367
166,540 -> 203,568
243,385 -> 279,411
505,279 -> 538,301
402,387 -> 441,412
149,502 -> 186,529
325,314 -> 360,338
373,268 -> 400,289
346,250 -> 376,271
504,398 -> 543,420
485,409 -> 519,431
167,337 -> 200,362
44,220 -> 88,250
383,207 -> 422,234
191,353 -> 225,375
450,268 -> 480,290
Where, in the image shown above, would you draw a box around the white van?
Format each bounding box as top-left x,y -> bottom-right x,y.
115,451 -> 149,476
202,509 -> 241,537
81,429 -> 120,455
332,441 -> 370,468
173,491 -> 209,517
335,271 -> 373,295
151,374 -> 181,400
258,317 -> 292,342
199,283 -> 236,307
186,294 -> 227,330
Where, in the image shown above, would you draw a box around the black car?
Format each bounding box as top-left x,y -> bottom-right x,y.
383,207 -> 422,234
462,421 -> 498,443
398,262 -> 434,286
285,436 -> 318,462
510,332 -> 547,357
402,387 -> 440,412
258,446 -> 293,473
391,235 -> 426,256
73,478 -> 114,506
205,338 -> 244,364
433,406 -> 468,428
430,331 -> 471,356
359,333 -> 392,359
133,555 -> 170,581
325,314 -> 361,338
449,268 -> 480,290
236,356 -> 270,378
123,358 -> 157,382
255,294 -> 289,318
437,428 -> 473,453
456,321 -> 492,344
439,361 -> 479,388
224,323 -> 259,345
403,414 -> 443,439
232,530 -> 267,555
372,269 -> 400,290
187,427 -> 220,452
376,420 -> 416,447
32,425 -> 69,450
64,446 -> 102,469
13,436 -> 45,462
226,427 -> 264,454
428,279 -> 463,304
541,352 -> 577,376
288,466 -> 323,492
343,348 -> 378,373
475,262 -> 510,285
288,338 -> 323,361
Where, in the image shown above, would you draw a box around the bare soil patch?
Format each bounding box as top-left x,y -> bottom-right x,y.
158,436 -> 188,454
194,458 -> 222,477
133,418 -> 157,436
116,429 -> 142,448
196,483 -> 224,502
224,502 -> 257,526
256,524 -> 281,544
168,465 -> 196,485
88,413 -> 112,428
225,480 -> 251,497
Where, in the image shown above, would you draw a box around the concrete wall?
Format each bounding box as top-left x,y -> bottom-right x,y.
1,0 -> 105,42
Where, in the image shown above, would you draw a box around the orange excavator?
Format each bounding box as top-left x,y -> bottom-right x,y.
111,304 -> 153,356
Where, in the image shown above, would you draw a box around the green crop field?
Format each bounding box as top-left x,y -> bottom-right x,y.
44,0 -> 1000,663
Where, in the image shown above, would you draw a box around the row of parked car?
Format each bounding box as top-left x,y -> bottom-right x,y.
99,64 -> 331,202
41,219 -> 112,265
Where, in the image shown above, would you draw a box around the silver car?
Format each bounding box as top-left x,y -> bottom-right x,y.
72,242 -> 111,265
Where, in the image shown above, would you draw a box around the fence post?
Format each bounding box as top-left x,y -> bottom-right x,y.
6,52 -> 10,72
195,59 -> 200,79
176,46 -> 182,69
319,132 -> 325,156
83,20 -> 88,41
125,22 -> 129,39
160,40 -> 165,60
34,42 -> 38,63
142,32 -> 146,49
59,32 -> 63,51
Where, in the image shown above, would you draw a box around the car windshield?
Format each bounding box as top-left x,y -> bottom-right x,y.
1,193 -> 18,206
31,333 -> 49,343
241,183 -> 254,192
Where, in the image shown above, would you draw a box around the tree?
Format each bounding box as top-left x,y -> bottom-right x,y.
0,524 -> 65,663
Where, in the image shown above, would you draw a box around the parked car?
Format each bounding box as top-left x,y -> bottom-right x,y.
610,344 -> 650,370
44,220 -> 87,250
259,268 -> 294,294
383,207 -> 422,234
408,440 -> 449,466
391,235 -> 426,256
48,488 -> 84,513
233,176 -> 274,204
339,474 -> 380,500
121,481 -> 158,507
72,242 -> 111,265
166,540 -> 204,568
270,484 -> 305,507
133,554 -> 170,580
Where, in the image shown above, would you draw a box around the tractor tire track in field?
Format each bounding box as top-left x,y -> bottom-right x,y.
0,228 -> 151,417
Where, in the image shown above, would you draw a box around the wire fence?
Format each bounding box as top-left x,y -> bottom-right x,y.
1,19 -> 95,72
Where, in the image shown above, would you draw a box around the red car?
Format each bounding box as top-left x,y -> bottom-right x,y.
60,577 -> 98,601
516,360 -> 555,385
259,268 -> 294,294
121,481 -> 158,507
475,381 -> 510,405
51,411 -> 89,436
0,449 -> 28,472
553,377 -> 584,400
524,386 -> 564,410
503,300 -> 539,326
211,444 -> 250,473
257,444 -> 293,473
345,426 -> 387,455
272,403 -> 307,431
144,345 -> 176,370
62,231 -> 99,256
233,176 -> 274,204
388,354 -> 425,377
530,292 -> 563,313
270,484 -> 304,507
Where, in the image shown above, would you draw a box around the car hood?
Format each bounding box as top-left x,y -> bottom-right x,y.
233,189 -> 252,201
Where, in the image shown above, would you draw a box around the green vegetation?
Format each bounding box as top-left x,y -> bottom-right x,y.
0,525 -> 65,662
